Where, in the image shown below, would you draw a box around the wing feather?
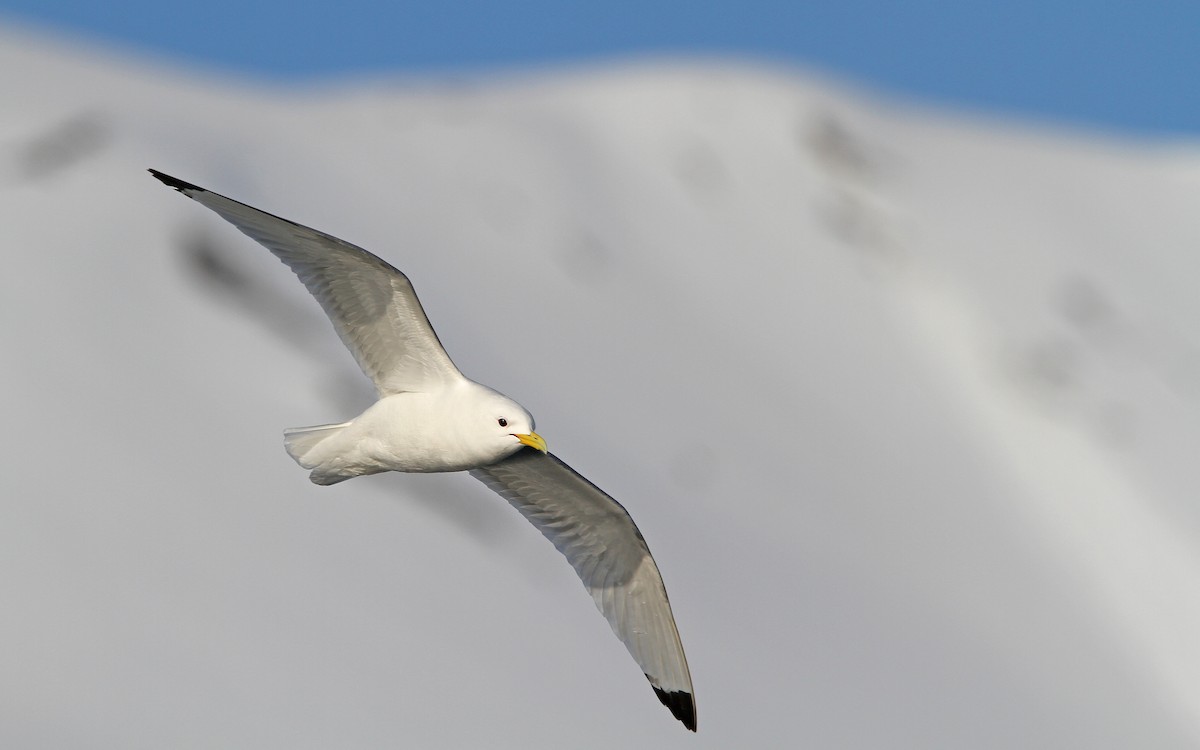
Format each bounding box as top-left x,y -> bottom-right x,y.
471,448 -> 696,731
151,170 -> 462,394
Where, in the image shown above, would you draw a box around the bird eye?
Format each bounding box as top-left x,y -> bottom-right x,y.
498,418 -> 508,428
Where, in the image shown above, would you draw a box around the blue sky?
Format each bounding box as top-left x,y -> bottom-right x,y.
2,0 -> 1197,137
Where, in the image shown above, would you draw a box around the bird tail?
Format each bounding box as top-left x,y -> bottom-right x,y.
283,421 -> 351,469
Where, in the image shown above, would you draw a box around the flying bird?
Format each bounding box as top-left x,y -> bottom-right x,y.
149,169 -> 696,731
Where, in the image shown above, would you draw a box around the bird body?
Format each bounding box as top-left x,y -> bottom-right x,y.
150,168 -> 696,731
286,381 -> 539,482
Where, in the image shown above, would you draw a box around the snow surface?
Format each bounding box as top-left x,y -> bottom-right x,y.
3,27 -> 1200,749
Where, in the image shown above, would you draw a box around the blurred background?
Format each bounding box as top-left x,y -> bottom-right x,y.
2,2 -> 1200,748
3,0 -> 1200,135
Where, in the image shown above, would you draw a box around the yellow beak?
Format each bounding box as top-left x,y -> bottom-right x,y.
514,432 -> 548,453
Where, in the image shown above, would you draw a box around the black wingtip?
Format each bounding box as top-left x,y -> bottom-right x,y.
652,683 -> 697,732
148,168 -> 202,194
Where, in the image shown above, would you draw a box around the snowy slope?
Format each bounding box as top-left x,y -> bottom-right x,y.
3,27 -> 1200,748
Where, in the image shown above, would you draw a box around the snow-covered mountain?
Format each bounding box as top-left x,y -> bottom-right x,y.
3,26 -> 1200,749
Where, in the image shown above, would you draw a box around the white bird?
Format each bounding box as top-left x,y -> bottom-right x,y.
150,169 -> 696,731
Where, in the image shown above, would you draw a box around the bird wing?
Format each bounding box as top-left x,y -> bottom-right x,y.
150,169 -> 463,395
471,448 -> 696,731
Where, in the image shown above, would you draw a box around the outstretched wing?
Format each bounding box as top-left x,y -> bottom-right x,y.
150,169 -> 462,395
471,448 -> 696,731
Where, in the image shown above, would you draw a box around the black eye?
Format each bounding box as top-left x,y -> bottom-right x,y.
498,418 -> 508,428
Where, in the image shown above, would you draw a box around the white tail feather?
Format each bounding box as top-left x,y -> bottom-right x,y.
283,421 -> 351,468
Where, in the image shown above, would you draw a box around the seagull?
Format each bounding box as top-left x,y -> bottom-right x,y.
149,169 -> 696,731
